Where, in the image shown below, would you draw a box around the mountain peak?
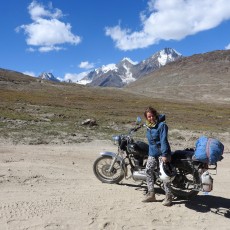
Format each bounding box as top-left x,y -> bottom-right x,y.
153,48 -> 182,66
120,57 -> 137,65
161,48 -> 181,55
100,64 -> 117,73
38,72 -> 60,82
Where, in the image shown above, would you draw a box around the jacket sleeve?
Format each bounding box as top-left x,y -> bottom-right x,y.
159,123 -> 171,157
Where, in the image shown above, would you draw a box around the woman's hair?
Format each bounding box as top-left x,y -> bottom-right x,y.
144,106 -> 159,119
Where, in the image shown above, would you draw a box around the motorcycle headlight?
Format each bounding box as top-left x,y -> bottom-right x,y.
112,135 -> 121,146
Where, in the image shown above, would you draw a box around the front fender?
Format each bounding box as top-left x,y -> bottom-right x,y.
99,151 -> 124,163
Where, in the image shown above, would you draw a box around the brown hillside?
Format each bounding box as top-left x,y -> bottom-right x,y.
0,65 -> 229,144
125,50 -> 230,104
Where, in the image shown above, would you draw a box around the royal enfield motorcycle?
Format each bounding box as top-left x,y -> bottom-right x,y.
93,117 -> 214,199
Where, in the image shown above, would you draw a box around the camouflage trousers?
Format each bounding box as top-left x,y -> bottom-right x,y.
145,156 -> 172,195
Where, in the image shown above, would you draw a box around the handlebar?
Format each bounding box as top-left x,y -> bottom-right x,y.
129,124 -> 143,133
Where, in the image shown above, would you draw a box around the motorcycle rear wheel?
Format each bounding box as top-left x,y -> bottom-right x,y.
93,156 -> 125,184
171,164 -> 200,199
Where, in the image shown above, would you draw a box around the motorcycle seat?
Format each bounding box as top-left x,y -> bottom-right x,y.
172,149 -> 194,161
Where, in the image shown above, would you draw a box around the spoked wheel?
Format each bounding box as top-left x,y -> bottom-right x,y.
171,167 -> 200,199
93,156 -> 124,184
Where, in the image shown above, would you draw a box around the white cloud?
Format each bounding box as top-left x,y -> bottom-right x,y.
16,1 -> 81,52
26,47 -> 36,52
38,45 -> 65,53
105,0 -> 230,50
78,61 -> 94,69
28,1 -> 63,21
64,72 -> 88,82
23,71 -> 36,77
225,43 -> 230,49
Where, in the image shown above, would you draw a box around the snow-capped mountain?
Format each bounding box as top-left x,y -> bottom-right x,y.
81,63 -> 118,85
133,48 -> 182,79
78,48 -> 182,87
38,72 -> 60,82
38,48 -> 182,87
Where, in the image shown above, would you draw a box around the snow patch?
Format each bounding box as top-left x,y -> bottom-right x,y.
122,57 -> 138,65
97,64 -> 118,74
120,64 -> 135,84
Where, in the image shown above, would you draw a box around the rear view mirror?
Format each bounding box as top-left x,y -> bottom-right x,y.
136,116 -> 142,124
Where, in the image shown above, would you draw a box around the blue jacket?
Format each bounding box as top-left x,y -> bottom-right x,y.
146,114 -> 171,157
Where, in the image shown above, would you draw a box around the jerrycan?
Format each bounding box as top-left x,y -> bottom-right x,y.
201,171 -> 213,192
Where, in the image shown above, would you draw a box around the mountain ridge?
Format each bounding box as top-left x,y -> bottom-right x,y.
79,48 -> 182,87
1,49 -> 229,104
125,49 -> 230,104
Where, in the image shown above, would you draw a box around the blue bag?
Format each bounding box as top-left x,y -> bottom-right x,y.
193,136 -> 224,164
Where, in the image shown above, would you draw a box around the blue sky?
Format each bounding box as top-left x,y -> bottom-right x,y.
1,0 -> 230,82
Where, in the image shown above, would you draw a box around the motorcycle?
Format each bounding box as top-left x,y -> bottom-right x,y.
93,117 -> 214,199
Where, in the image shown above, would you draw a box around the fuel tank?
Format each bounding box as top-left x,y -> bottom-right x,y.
127,141 -> 149,156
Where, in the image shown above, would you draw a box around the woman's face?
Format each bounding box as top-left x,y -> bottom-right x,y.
146,112 -> 156,124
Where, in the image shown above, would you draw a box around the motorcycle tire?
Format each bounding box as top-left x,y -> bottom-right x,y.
93,156 -> 125,184
171,163 -> 200,199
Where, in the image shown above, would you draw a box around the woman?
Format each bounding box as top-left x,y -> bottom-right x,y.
142,106 -> 173,206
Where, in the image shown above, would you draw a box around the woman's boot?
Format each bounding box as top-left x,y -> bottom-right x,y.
162,194 -> 173,206
142,192 -> 156,202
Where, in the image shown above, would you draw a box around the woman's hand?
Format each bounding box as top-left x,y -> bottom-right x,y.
162,156 -> 171,163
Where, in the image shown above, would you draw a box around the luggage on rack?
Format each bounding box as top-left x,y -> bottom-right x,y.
193,136 -> 224,164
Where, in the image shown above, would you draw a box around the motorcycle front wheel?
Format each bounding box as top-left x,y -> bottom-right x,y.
93,156 -> 125,184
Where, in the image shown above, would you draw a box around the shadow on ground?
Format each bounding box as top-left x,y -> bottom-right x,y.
118,182 -> 230,218
175,195 -> 230,218
118,181 -> 164,194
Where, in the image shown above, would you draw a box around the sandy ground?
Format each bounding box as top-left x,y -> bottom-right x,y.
0,138 -> 229,230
